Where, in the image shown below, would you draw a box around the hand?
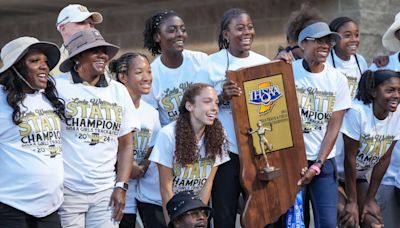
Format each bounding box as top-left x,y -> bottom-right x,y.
221,79 -> 242,102
109,188 -> 126,223
297,166 -> 316,185
339,202 -> 359,228
361,199 -> 383,226
372,55 -> 389,68
274,50 -> 295,63
139,159 -> 150,174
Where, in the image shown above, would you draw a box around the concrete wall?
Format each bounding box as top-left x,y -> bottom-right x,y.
0,0 -> 397,63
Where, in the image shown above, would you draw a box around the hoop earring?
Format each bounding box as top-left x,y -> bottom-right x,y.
74,62 -> 79,72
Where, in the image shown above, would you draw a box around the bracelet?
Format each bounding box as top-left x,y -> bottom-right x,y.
309,164 -> 321,175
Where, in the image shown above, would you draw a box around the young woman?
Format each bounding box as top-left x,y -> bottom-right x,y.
149,83 -> 230,224
294,21 -> 352,227
0,37 -> 66,227
56,28 -> 138,227
338,70 -> 400,228
142,10 -> 208,127
195,8 -> 271,227
109,53 -> 162,228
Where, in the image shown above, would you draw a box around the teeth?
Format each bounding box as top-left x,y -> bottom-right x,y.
175,40 -> 184,45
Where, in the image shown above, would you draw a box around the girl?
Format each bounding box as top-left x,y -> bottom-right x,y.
294,21 -> 352,227
339,70 -> 400,227
109,53 -> 162,228
149,83 -> 230,224
0,37 -> 66,227
143,10 -> 208,127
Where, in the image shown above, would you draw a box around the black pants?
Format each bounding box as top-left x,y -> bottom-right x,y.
211,152 -> 243,228
137,200 -> 167,228
0,202 -> 61,228
119,213 -> 136,228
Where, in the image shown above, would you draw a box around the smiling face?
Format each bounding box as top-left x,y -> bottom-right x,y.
335,21 -> 359,59
122,56 -> 152,96
373,77 -> 400,116
155,15 -> 187,54
302,35 -> 335,67
186,86 -> 219,128
76,46 -> 109,77
224,13 -> 255,58
23,49 -> 50,92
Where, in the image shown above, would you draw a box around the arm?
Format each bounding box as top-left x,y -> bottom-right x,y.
298,110 -> 345,185
110,132 -> 133,222
130,146 -> 153,179
361,141 -> 396,224
158,163 -> 174,225
198,166 -> 218,204
339,134 -> 360,227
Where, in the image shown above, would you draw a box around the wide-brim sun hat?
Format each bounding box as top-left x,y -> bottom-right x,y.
298,22 -> 342,46
0,37 -> 60,74
382,12 -> 400,52
59,28 -> 119,73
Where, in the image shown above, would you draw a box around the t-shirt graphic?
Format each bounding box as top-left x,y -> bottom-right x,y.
19,109 -> 61,157
356,134 -> 394,171
296,87 -> 335,133
133,127 -> 152,162
160,82 -> 192,123
65,98 -> 122,145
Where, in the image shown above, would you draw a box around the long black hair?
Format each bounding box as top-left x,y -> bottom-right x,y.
218,8 -> 249,50
356,70 -> 400,104
143,10 -> 178,56
0,49 -> 67,125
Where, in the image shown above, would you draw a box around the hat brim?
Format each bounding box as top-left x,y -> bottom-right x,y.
382,21 -> 400,52
168,204 -> 213,228
0,41 -> 60,74
59,43 -> 119,73
69,12 -> 103,24
300,31 -> 341,45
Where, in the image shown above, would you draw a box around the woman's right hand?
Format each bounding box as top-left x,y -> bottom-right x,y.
221,79 -> 242,102
297,167 -> 316,185
339,202 -> 359,228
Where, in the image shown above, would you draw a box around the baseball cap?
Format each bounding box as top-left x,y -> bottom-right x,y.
56,4 -> 103,31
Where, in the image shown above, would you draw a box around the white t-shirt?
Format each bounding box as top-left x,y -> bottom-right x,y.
292,60 -> 352,160
125,100 -> 161,214
195,49 -> 270,154
338,100 -> 400,179
55,73 -> 139,193
370,52 -> 400,186
142,50 -> 208,127
149,122 -> 230,195
0,88 -> 63,217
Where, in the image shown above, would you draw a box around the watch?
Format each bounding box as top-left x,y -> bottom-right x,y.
314,159 -> 324,167
114,182 -> 129,191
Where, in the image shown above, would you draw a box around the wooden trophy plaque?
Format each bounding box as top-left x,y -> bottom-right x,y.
227,60 -> 307,227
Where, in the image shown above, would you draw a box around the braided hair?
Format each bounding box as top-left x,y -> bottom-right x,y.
218,8 -> 249,50
356,70 -> 400,104
108,52 -> 149,83
143,10 -> 178,56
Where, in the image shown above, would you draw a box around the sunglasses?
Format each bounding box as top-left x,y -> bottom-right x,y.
183,209 -> 211,219
305,37 -> 336,47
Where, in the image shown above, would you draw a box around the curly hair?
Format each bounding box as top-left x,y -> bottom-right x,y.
356,70 -> 400,104
143,10 -> 178,56
286,2 -> 322,44
108,52 -> 149,83
0,49 -> 67,125
218,8 -> 249,50
175,83 -> 226,165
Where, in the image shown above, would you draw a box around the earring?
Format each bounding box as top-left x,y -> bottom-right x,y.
74,62 -> 79,72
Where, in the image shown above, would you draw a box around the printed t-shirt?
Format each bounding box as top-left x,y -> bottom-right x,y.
195,49 -> 270,154
292,60 -> 352,160
149,122 -> 230,195
125,100 -> 161,214
142,50 -> 208,126
55,73 -> 139,193
0,87 -> 63,217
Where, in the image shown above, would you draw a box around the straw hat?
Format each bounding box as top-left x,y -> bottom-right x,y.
382,12 -> 400,52
59,28 -> 119,73
0,37 -> 60,74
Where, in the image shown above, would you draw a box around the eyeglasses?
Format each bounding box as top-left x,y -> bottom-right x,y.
305,37 -> 336,47
183,209 -> 211,219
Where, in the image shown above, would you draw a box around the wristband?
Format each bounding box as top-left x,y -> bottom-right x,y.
310,164 -> 321,175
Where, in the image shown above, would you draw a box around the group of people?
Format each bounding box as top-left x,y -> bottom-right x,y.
0,2 -> 399,228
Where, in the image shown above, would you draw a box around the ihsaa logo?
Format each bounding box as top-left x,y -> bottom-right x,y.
248,81 -> 282,115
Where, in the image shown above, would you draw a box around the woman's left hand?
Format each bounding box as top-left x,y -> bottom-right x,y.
361,199 -> 383,225
109,188 -> 126,223
274,50 -> 295,64
297,166 -> 316,185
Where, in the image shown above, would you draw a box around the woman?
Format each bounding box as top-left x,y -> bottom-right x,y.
109,53 -> 162,228
143,10 -> 208,127
294,21 -> 352,227
56,28 -> 139,227
339,70 -> 400,228
149,83 -> 230,224
195,8 -> 271,227
0,37 -> 65,227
